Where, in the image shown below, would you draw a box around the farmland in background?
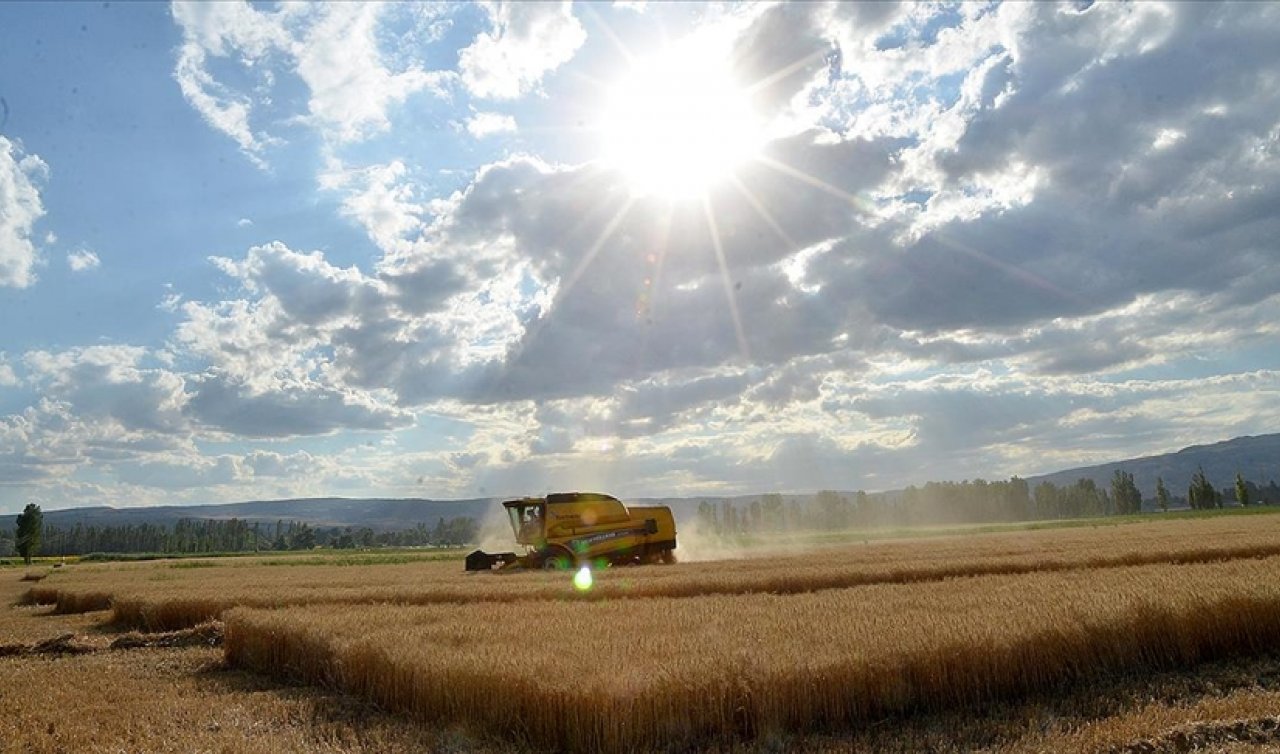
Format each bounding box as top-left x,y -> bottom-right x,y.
9,510 -> 1280,751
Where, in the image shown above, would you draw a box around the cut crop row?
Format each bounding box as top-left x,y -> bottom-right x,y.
225,556 -> 1280,752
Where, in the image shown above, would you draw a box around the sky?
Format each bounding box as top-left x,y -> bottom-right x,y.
1,1 -> 1278,513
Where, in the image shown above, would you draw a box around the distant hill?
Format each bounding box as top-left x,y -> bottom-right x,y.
1026,434 -> 1280,497
39,497 -> 494,533
34,494 -> 794,533
26,434 -> 1280,532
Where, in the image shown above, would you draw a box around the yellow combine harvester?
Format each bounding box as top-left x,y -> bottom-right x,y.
465,492 -> 677,571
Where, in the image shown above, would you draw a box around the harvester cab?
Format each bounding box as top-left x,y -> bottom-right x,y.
507,499 -> 546,547
465,492 -> 677,571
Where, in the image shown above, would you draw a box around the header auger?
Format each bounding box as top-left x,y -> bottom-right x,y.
465,492 -> 677,571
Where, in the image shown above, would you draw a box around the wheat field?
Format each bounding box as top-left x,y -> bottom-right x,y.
10,513 -> 1280,751
224,555 -> 1280,751
23,513 -> 1280,631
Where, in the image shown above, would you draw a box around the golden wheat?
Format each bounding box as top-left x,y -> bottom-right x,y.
0,646 -> 508,754
225,555 -> 1280,752
11,519 -> 1280,752
23,514 -> 1280,631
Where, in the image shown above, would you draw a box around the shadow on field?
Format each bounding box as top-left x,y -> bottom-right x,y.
186,650 -> 1280,754
189,660 -> 512,754
783,651 -> 1280,754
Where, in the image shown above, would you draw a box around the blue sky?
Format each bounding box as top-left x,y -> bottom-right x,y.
1,1 -> 1278,512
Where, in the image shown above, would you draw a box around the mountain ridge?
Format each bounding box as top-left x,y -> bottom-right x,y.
17,433 -> 1279,531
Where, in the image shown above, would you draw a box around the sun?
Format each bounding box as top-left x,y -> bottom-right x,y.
600,39 -> 764,199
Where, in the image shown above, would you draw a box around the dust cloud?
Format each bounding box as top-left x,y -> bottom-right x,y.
474,503 -> 516,554
673,516 -> 847,563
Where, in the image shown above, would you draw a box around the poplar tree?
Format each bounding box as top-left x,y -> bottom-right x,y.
1236,472 -> 1251,507
15,503 -> 43,565
1155,477 -> 1170,512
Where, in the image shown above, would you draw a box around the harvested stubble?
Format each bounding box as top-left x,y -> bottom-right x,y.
997,687 -> 1280,754
225,556 -> 1280,752
0,646 -> 503,754
26,514 -> 1280,632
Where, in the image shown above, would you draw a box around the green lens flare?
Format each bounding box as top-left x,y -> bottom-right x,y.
573,565 -> 593,591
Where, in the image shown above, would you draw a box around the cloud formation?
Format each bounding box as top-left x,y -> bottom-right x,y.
170,1 -> 453,161
0,136 -> 48,288
465,111 -> 518,138
3,1 -> 1279,509
458,2 -> 586,99
156,3 -> 1280,489
67,248 -> 100,272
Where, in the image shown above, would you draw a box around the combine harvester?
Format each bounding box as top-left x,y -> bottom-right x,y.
465,492 -> 677,571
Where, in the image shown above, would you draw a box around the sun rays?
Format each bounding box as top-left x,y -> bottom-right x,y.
517,26 -> 863,370
499,16 -> 1064,383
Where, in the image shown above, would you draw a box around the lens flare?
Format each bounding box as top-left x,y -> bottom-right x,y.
573,565 -> 594,591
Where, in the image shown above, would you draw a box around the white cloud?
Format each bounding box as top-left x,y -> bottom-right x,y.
7,2 -> 1280,506
17,337 -> 408,450
465,111 -> 518,138
67,248 -> 100,272
170,2 -> 454,161
291,4 -> 454,142
0,136 -> 48,288
170,1 -> 287,165
185,372 -> 411,438
23,345 -> 190,434
242,449 -> 322,479
236,217 -> 253,227
319,159 -> 424,253
458,2 -> 586,99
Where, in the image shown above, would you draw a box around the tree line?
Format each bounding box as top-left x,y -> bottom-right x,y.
7,467 -> 1280,560
1,510 -> 478,562
696,468 -> 1280,535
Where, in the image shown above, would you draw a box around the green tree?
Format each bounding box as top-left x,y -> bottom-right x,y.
15,503 -> 43,565
1188,467 -> 1218,510
1236,472 -> 1251,507
1155,476 -> 1170,512
1110,469 -> 1143,515
1067,478 -> 1107,517
1033,481 -> 1061,519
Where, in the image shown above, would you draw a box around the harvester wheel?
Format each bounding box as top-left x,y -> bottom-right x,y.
542,547 -> 575,570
